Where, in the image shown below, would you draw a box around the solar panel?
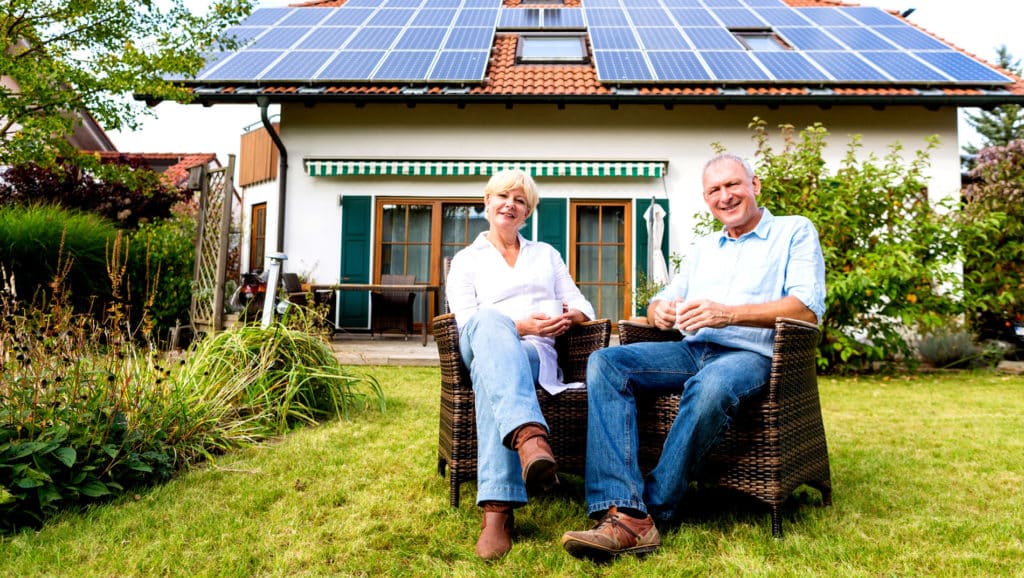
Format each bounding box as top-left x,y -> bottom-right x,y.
916,51 -> 1013,83
204,51 -> 282,80
428,50 -> 489,81
636,27 -> 691,51
590,27 -> 641,51
238,8 -> 292,27
743,0 -> 787,7
498,8 -> 540,29
798,7 -> 857,27
455,8 -> 499,27
373,50 -> 436,81
648,51 -> 710,81
684,27 -> 744,50
754,51 -> 830,81
323,8 -> 375,27
221,27 -> 263,48
805,51 -> 888,81
250,27 -> 309,50
701,51 -> 769,80
544,9 -> 585,30
317,50 -> 386,80
261,50 -> 334,80
872,26 -> 951,51
346,27 -> 403,50
279,9 -> 332,27
753,7 -> 811,27
585,8 -> 630,28
860,51 -> 950,82
367,8 -> 417,27
668,8 -> 718,27
629,8 -> 671,27
712,8 -> 767,29
297,27 -> 357,50
828,27 -> 898,51
581,0 -> 620,7
413,9 -> 457,27
841,7 -> 902,27
703,0 -> 743,7
395,27 -> 448,50
593,50 -> 655,81
776,27 -> 844,51
444,27 -> 493,50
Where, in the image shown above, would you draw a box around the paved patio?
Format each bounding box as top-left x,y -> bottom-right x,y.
328,333 -> 440,366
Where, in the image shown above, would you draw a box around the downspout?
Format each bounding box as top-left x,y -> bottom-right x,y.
257,96 -> 287,253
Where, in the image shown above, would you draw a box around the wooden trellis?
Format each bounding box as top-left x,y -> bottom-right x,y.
190,155 -> 236,335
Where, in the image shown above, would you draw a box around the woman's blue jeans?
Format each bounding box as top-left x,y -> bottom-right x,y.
584,339 -> 771,521
458,308 -> 543,506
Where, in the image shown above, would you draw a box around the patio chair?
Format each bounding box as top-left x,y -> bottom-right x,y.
281,272 -> 308,307
434,313 -> 611,507
370,274 -> 416,339
618,317 -> 833,537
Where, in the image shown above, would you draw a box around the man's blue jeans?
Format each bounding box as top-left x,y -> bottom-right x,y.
459,308 -> 543,506
584,339 -> 771,521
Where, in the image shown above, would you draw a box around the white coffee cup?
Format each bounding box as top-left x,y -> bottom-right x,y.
676,301 -> 696,336
538,299 -> 563,318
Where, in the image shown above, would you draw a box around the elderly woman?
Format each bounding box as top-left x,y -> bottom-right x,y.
446,169 -> 595,560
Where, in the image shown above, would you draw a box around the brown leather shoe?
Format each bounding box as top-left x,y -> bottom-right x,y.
513,423 -> 559,492
476,502 -> 514,560
561,506 -> 661,560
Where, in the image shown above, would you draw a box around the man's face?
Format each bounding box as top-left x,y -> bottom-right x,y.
702,159 -> 762,238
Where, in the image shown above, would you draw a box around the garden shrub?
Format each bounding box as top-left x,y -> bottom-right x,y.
734,119 -> 979,372
0,281 -> 384,534
961,141 -> 1024,353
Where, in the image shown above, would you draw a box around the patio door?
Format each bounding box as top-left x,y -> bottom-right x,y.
569,200 -> 632,325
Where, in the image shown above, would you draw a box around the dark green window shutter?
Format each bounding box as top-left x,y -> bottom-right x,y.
339,195 -> 371,327
636,198 -> 669,279
536,198 -> 567,261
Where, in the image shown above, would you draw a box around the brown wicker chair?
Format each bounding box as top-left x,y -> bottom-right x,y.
434,312 -> 611,508
370,274 -> 416,339
619,317 -> 832,537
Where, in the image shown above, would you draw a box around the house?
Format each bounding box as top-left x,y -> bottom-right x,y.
170,0 -> 1024,332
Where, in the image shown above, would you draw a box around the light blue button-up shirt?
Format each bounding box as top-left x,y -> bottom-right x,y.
651,208 -> 826,358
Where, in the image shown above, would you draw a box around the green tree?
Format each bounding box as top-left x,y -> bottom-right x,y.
963,46 -> 1024,158
740,119 -> 973,372
0,0 -> 252,173
961,140 -> 1024,347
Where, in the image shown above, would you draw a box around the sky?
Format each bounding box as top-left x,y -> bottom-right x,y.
107,0 -> 1024,166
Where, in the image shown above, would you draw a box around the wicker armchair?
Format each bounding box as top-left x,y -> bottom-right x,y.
619,317 -> 832,537
434,313 -> 611,508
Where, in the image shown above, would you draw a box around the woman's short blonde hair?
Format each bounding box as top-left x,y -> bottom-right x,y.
483,169 -> 539,219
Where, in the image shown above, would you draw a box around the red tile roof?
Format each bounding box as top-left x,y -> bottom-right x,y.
180,0 -> 1024,107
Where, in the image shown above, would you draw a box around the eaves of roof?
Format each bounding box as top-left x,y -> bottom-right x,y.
171,0 -> 1024,109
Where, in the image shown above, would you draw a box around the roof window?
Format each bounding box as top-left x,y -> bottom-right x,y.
517,34 -> 588,64
733,30 -> 789,51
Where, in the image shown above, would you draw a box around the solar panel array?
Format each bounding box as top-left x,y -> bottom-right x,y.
583,0 -> 1012,85
192,0 -> 1013,88
196,0 -> 501,83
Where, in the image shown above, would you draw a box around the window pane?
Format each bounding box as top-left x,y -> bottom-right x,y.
578,206 -> 600,242
576,244 -> 599,283
408,205 -> 432,242
381,204 -> 399,242
602,246 -> 623,283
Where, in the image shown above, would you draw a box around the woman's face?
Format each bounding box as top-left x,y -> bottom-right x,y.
486,187 -> 530,231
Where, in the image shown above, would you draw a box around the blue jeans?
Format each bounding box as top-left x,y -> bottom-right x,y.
459,308 -> 543,506
584,339 -> 771,521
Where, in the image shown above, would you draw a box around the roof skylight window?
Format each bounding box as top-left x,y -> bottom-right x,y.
733,30 -> 789,51
517,34 -> 588,64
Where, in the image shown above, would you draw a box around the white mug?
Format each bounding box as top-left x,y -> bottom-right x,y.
538,299 -> 563,318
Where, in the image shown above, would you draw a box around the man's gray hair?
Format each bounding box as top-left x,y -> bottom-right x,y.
703,153 -> 755,179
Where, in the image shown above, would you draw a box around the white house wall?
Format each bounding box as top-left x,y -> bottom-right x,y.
249,102 -> 959,285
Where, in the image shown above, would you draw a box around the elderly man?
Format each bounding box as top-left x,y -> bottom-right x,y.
561,153 -> 826,559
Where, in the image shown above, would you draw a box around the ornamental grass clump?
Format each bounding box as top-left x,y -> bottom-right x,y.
1,258 -> 384,534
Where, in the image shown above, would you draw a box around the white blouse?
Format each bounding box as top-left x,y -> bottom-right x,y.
446,232 -> 596,394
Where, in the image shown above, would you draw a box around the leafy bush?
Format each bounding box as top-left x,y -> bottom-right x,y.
735,119 -> 977,372
961,141 -> 1024,347
0,160 -> 186,229
1,281 -> 384,533
917,331 -> 982,369
126,204 -> 198,339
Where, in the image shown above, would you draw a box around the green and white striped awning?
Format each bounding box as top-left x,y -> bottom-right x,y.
305,159 -> 665,178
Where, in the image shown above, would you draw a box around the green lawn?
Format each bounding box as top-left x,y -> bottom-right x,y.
1,368 -> 1022,577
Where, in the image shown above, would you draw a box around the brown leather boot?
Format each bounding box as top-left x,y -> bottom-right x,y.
476,501 -> 514,560
513,423 -> 559,492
